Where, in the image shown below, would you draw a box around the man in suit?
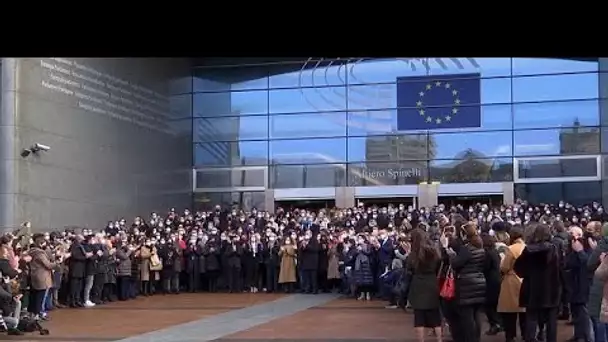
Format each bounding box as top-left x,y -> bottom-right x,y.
67,234 -> 92,307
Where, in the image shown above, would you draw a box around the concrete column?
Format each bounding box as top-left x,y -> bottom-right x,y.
427,183 -> 439,207
0,58 -> 17,232
264,189 -> 275,213
417,184 -> 429,208
502,182 -> 515,205
339,187 -> 355,208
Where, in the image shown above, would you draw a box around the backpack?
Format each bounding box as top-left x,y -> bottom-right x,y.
17,317 -> 49,335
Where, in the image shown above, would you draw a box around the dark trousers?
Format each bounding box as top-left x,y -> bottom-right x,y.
265,266 -> 279,293
28,289 -> 46,315
117,276 -> 130,300
92,273 -> 105,302
301,269 -> 318,293
317,270 -> 328,292
571,303 -> 591,341
502,312 -> 526,340
187,270 -> 199,292
442,299 -> 462,341
458,303 -> 483,342
525,307 -> 558,342
227,266 -> 241,292
68,277 -> 84,305
485,301 -> 502,327
207,270 -> 219,292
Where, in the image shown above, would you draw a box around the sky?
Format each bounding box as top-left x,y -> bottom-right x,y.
192,58 -> 603,165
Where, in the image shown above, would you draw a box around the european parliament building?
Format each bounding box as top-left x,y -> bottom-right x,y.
0,57 -> 607,230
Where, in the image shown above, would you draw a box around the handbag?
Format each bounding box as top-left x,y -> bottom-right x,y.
149,253 -> 163,271
439,265 -> 455,300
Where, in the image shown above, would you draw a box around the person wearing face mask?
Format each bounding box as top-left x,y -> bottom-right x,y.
350,236 -> 374,301
278,237 -> 297,293
67,234 -> 92,308
27,234 -> 57,320
243,235 -> 262,293
203,239 -> 221,293
300,230 -> 320,294
136,239 -> 153,296
159,240 -> 181,294
224,236 -> 243,293
184,237 -> 202,293
91,234 -> 110,305
263,235 -> 281,293
114,238 -> 134,301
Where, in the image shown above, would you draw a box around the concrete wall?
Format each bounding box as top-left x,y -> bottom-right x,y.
0,58 -> 194,232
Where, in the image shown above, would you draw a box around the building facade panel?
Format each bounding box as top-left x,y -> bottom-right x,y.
185,58 -> 607,207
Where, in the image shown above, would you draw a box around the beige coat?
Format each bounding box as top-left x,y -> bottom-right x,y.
139,246 -> 152,281
278,245 -> 297,284
497,239 -> 525,313
29,247 -> 56,290
327,246 -> 340,280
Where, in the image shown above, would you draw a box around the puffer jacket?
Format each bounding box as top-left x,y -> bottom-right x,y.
451,243 -> 486,306
587,237 -> 608,319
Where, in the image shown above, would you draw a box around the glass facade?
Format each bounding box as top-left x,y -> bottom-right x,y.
171,58 -> 608,207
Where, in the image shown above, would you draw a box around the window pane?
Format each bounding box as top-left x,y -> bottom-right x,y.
517,158 -> 597,178
426,57 -> 512,78
515,181 -> 601,206
513,100 -> 599,129
193,116 -> 268,142
514,128 -> 600,156
193,91 -> 268,117
269,138 -> 346,164
512,58 -> 598,76
195,168 -> 266,188
270,164 -> 346,188
194,192 -> 266,211
347,161 -> 428,186
193,65 -> 269,92
348,134 -> 428,162
347,105 -> 512,136
194,141 -> 268,167
345,58 -> 427,84
169,94 -> 192,119
431,131 -> 512,160
430,158 -> 513,183
268,59 -> 347,88
270,112 -> 346,139
347,78 -> 510,111
513,73 -> 599,102
268,87 -> 347,114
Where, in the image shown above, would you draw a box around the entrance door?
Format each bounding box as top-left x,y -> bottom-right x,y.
275,199 -> 336,211
438,195 -> 503,208
356,197 -> 415,208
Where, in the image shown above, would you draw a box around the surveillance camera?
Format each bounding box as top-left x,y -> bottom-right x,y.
32,143 -> 50,152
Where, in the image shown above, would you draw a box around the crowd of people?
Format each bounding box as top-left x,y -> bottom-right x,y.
0,201 -> 608,341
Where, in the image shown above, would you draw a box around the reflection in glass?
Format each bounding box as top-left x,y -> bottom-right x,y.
346,104 -> 512,136
514,127 -> 600,156
431,131 -> 512,160
512,58 -> 598,76
193,116 -> 268,142
194,192 -> 266,211
347,161 -> 427,186
195,168 -> 266,188
430,157 -> 514,183
426,58 -> 512,78
271,164 -> 346,188
269,138 -> 346,164
515,181 -> 601,206
269,112 -> 347,139
268,59 -> 347,88
512,73 -> 599,103
348,135 -> 429,163
193,91 -> 268,117
193,65 -> 269,92
513,100 -> 599,129
517,158 -> 597,179
194,141 -> 268,167
268,87 -> 347,114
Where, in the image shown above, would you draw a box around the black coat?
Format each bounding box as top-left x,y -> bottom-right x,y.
514,241 -> 563,309
204,244 -> 221,272
300,240 -> 320,271
450,243 -> 487,306
484,248 -> 502,305
565,248 -> 592,304
68,242 -> 87,278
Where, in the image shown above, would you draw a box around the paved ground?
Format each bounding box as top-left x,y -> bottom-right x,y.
2,294 -> 576,341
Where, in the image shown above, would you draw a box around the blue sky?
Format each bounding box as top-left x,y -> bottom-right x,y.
193,58 -> 602,165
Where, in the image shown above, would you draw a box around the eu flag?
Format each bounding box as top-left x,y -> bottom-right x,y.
396,73 -> 481,131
